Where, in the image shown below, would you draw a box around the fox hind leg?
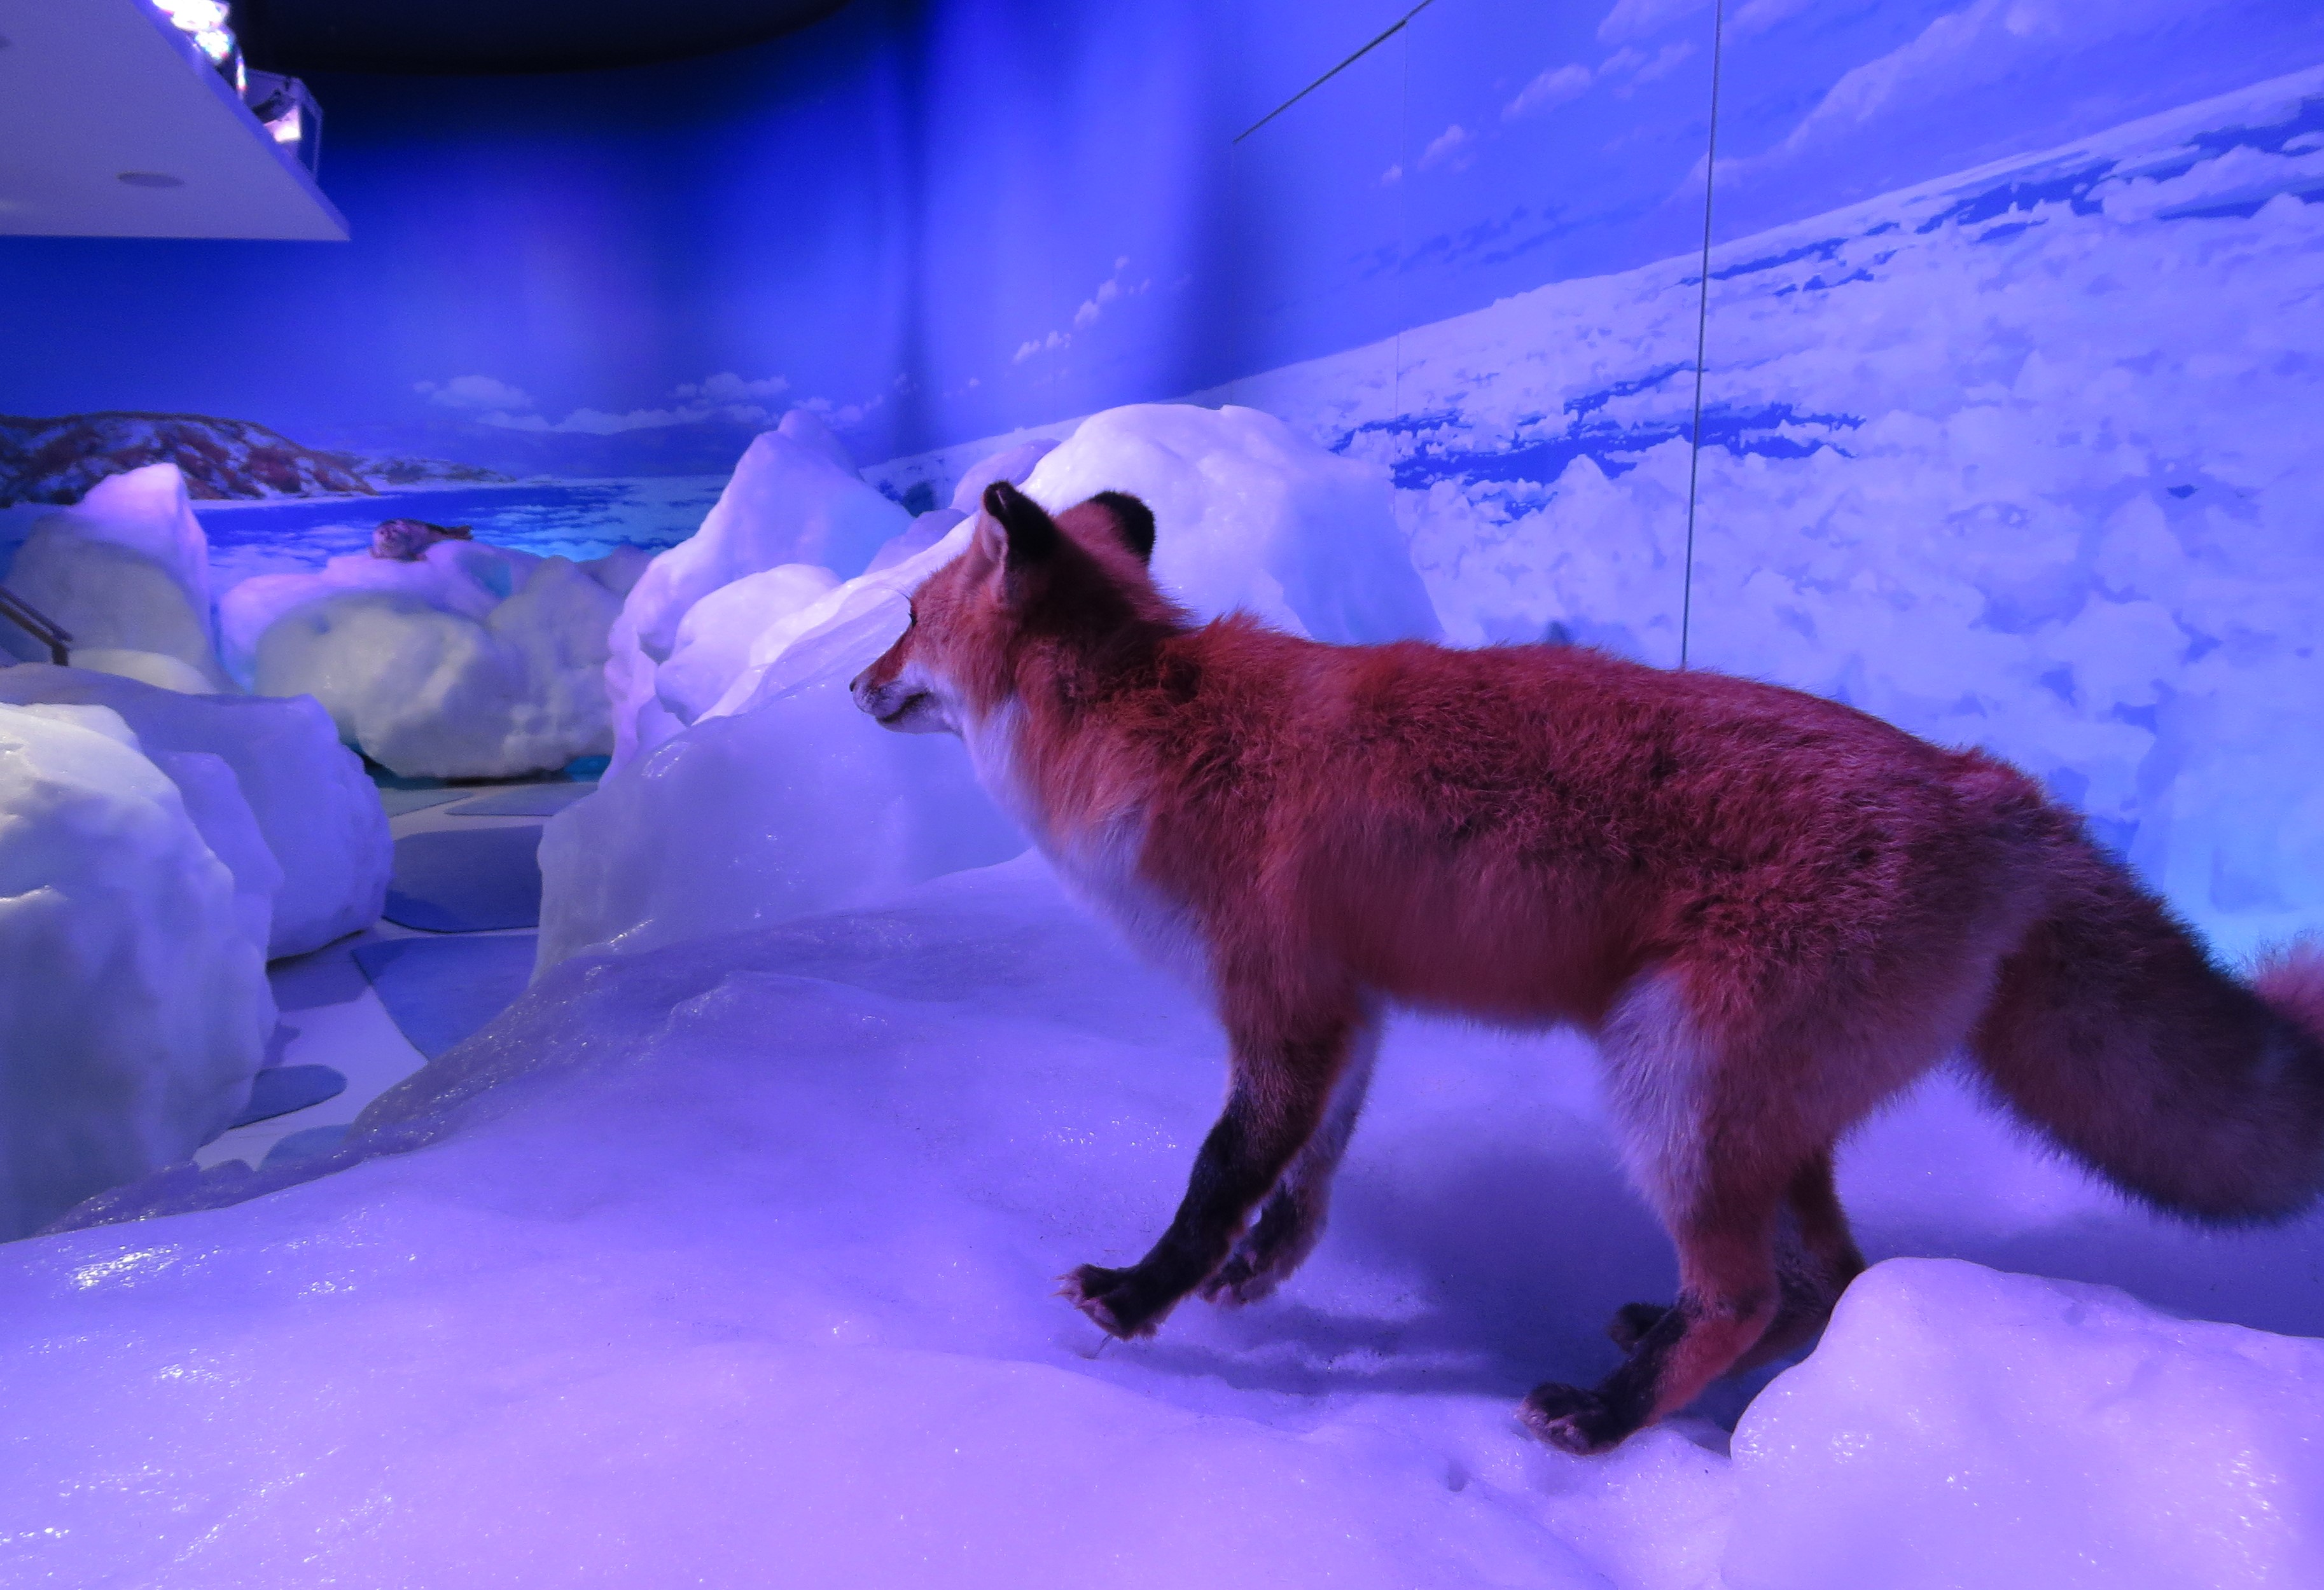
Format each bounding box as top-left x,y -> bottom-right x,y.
1602,1148 -> 1862,1364
1524,1182 -> 1783,1455
1741,1149 -> 1864,1369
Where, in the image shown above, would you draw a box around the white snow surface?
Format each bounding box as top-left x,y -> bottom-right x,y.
0,701 -> 273,1240
1,464 -> 228,687
604,411 -> 912,771
230,543 -> 623,778
13,855 -> 2324,1584
536,522 -> 1023,970
1023,404 -> 1442,645
1727,1259 -> 2324,1589
0,666 -> 388,958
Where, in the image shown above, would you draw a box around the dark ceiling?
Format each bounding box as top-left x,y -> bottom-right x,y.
229,0 -> 858,75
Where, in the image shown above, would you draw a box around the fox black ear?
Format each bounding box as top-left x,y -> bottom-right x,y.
1089,491 -> 1156,564
982,480 -> 1060,570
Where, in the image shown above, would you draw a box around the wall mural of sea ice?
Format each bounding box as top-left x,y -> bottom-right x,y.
1198,6 -> 2324,961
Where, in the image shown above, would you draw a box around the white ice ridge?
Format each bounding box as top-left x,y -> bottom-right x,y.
3,463 -> 232,689
15,856 -> 2324,1583
0,665 -> 389,957
0,701 -> 273,1239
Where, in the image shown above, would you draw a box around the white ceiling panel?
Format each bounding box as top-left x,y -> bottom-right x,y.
0,0 -> 347,240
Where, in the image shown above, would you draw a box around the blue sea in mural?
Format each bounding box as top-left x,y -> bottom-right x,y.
193,476 -> 727,589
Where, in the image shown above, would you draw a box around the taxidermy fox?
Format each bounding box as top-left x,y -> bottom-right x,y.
851,481 -> 2324,1454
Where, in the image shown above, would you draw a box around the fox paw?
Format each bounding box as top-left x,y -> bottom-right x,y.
1606,1301 -> 1670,1352
1198,1252 -> 1283,1308
1519,1383 -> 1629,1456
1061,1264 -> 1167,1340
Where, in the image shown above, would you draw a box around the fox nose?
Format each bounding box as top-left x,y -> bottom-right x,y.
849,667 -> 882,714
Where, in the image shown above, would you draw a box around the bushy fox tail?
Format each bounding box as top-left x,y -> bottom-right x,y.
1968,826 -> 2324,1222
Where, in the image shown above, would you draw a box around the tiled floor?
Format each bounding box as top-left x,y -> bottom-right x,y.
194,784 -> 574,1170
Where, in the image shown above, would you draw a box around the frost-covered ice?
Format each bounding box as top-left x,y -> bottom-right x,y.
544,404 -> 1447,969
0,702 -> 273,1239
1024,404 -> 1441,645
536,523 -> 1023,969
604,410 -> 913,770
1727,1259 -> 2324,1589
225,539 -> 626,778
0,666 -> 388,958
13,855 -> 2324,1584
652,562 -> 840,724
2,464 -> 230,688
65,646 -> 215,695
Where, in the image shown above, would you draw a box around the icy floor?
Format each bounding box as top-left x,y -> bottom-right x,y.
7,852 -> 2324,1586
193,789 -> 548,1172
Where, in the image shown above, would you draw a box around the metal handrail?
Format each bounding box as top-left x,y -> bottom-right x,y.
0,586 -> 70,666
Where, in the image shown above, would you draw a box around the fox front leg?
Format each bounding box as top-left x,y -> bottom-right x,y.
1202,1023 -> 1380,1308
1065,1021 -> 1354,1339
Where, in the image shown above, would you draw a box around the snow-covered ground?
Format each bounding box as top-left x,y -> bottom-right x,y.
10,854 -> 2322,1586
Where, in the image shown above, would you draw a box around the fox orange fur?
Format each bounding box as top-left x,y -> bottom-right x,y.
851,480 -> 2324,1454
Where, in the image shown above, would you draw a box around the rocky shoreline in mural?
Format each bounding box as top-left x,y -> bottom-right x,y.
0,411 -> 511,506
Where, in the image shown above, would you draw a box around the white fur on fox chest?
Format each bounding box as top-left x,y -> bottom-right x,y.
962,703 -> 1210,987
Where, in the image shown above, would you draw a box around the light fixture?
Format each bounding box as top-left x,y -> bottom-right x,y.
155,0 -> 243,94
149,3 -> 325,179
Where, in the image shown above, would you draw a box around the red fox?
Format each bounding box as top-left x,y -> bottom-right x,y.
851,481 -> 2324,1454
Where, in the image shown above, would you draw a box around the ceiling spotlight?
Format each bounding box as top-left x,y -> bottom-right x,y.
156,0 -> 244,93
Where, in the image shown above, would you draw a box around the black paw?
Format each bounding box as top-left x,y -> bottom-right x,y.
1606,1301 -> 1669,1352
1519,1382 -> 1631,1455
1059,1264 -> 1169,1340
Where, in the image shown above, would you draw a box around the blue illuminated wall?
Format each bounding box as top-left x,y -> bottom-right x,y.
3,0 -> 2322,951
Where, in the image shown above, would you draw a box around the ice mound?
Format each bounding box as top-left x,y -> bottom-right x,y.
66,646 -> 213,694
0,700 -> 274,1238
651,562 -> 840,725
1726,1258 -> 2324,1589
604,411 -> 912,770
1022,403 -> 1442,645
0,665 -> 389,957
1,464 -> 229,686
226,541 -> 623,779
536,523 -> 1022,970
951,437 -> 1059,511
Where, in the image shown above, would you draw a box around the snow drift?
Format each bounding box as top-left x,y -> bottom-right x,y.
1727,1258 -> 2324,1589
1,463 -> 231,688
0,665 -> 389,957
223,538 -> 627,779
0,701 -> 274,1240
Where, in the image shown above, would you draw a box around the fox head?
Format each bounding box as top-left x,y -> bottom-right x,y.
851,480 -> 1172,736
